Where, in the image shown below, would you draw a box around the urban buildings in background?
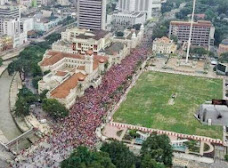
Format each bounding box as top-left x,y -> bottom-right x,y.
77,0 -> 106,30
0,5 -> 27,48
107,11 -> 146,27
169,20 -> 215,49
152,36 -> 177,54
117,0 -> 162,19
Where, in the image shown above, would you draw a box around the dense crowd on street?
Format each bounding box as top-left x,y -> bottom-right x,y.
13,31 -> 152,168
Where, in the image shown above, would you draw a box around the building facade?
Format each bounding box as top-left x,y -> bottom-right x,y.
218,39 -> 228,56
117,0 -> 162,19
169,20 -> 215,49
107,12 -> 146,27
152,36 -> 177,54
38,26 -> 133,108
38,50 -> 109,108
52,27 -> 112,55
77,0 -> 106,30
0,6 -> 27,48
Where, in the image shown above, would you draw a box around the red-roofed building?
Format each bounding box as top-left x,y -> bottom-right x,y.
38,50 -> 109,108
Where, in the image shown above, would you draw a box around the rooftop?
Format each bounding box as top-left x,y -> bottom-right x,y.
170,20 -> 213,27
40,51 -> 85,66
51,72 -> 87,99
104,42 -> 125,55
153,36 -> 172,43
65,27 -> 110,41
197,104 -> 228,126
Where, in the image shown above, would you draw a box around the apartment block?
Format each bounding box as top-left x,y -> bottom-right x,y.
169,20 -> 215,49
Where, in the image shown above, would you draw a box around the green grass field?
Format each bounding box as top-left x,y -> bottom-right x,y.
113,72 -> 223,139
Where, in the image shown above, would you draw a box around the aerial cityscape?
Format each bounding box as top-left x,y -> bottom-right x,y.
0,0 -> 228,167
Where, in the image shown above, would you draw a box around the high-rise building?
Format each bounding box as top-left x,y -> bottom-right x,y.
77,0 -> 106,30
0,6 -> 20,35
117,0 -> 162,19
0,6 -> 27,48
0,0 -> 8,5
169,20 -> 215,49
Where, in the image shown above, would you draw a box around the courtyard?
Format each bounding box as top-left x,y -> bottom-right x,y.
113,71 -> 223,139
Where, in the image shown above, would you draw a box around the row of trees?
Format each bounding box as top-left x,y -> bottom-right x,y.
8,33 -> 61,78
61,134 -> 173,168
15,87 -> 69,119
161,0 -> 186,14
12,33 -> 69,119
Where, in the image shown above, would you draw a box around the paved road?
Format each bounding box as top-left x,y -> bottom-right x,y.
0,71 -> 21,141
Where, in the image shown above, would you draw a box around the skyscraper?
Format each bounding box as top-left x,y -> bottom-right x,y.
77,0 -> 106,30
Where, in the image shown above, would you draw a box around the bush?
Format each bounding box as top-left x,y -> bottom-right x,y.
129,129 -> 140,138
15,86 -> 37,116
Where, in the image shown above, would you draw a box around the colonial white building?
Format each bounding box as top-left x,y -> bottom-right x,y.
38,50 -> 109,109
152,36 -> 177,54
113,25 -> 144,49
107,12 -> 146,27
52,27 -> 112,55
38,27 -> 135,108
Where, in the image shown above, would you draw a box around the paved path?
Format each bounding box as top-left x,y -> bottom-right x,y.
0,71 -> 21,140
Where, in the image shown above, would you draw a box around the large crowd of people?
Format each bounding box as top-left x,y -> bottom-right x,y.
13,30 -> 152,168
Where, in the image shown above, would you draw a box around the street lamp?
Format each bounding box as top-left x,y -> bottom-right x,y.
186,0 -> 196,64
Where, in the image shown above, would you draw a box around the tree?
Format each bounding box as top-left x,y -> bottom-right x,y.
170,35 -> 178,43
101,141 -> 136,168
141,134 -> 173,167
61,146 -> 116,168
18,86 -> 38,104
32,76 -> 42,89
32,64 -> 42,77
133,24 -> 142,30
15,97 -> 30,116
190,47 -> 208,57
225,154 -> 228,161
141,154 -> 166,168
42,99 -> 69,119
219,52 -> 228,63
0,57 -> 3,67
152,20 -> 170,39
115,31 -> 124,37
39,89 -> 49,101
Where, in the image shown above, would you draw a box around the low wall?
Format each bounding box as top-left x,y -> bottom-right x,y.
109,122 -> 223,145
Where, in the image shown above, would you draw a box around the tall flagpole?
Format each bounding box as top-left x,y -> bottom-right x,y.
186,0 -> 196,63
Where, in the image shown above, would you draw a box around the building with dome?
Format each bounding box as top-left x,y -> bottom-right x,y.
218,39 -> 228,56
38,50 -> 109,108
152,36 -> 177,54
38,27 -> 132,108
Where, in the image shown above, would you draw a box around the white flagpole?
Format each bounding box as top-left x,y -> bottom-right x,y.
186,0 -> 196,63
